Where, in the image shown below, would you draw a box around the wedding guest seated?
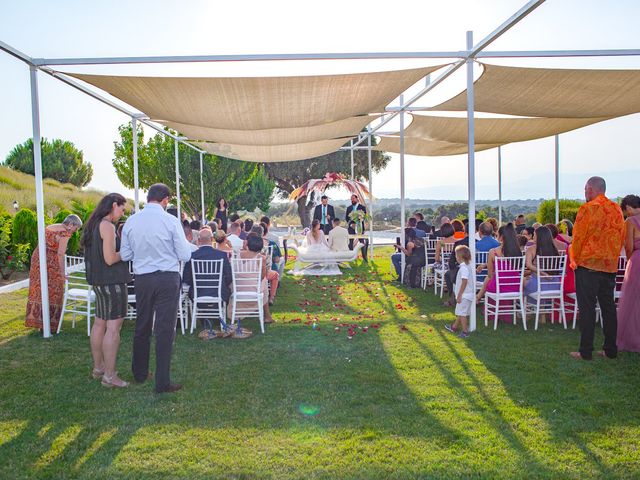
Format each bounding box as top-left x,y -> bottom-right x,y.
523,225 -> 560,301
248,224 -> 280,305
182,228 -> 233,313
229,213 -> 240,224
213,218 -> 223,231
557,219 -> 573,244
239,234 -> 275,323
517,234 -> 528,251
407,217 -> 426,238
515,214 -> 527,234
416,220 -> 431,237
532,222 -> 542,230
227,221 -> 244,251
261,222 -> 284,275
394,228 -> 424,286
214,230 -> 234,255
328,218 -> 349,251
413,212 -> 425,223
485,217 -> 499,237
434,222 -> 456,264
477,222 -> 500,252
451,219 -> 466,240
206,221 -> 218,233
241,219 -> 253,240
522,226 -> 535,248
347,220 -> 357,250
434,217 -> 451,238
260,216 -> 280,245
183,224 -> 199,252
545,223 -> 570,251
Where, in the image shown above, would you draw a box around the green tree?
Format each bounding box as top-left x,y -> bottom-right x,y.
4,138 -> 93,187
233,166 -> 275,212
264,137 -> 390,227
112,124 -> 266,219
536,199 -> 583,224
11,208 -> 38,259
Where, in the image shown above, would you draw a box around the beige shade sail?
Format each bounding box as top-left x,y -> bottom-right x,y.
404,114 -> 611,144
431,63 -> 640,118
374,136 -> 501,156
161,115 -> 378,146
195,138 -> 350,163
70,66 -> 443,130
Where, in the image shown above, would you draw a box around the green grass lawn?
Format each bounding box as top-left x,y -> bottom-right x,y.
1,247 -> 640,479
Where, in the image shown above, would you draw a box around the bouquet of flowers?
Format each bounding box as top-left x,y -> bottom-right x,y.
348,210 -> 371,234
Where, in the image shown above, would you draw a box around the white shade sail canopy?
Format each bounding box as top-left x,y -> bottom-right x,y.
161,115 -> 379,146
431,63 -> 640,118
374,136 -> 501,157
194,138 -> 350,162
70,66 -> 442,131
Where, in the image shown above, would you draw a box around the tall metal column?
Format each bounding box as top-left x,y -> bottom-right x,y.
199,151 -> 205,222
466,31 -> 477,332
174,140 -> 181,220
498,146 -> 503,225
399,94 -> 406,282
29,66 -> 51,338
350,139 -> 354,180
554,135 -> 560,224
131,117 -> 140,212
367,128 -> 374,260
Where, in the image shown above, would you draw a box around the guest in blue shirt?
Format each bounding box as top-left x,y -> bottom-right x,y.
120,183 -> 192,394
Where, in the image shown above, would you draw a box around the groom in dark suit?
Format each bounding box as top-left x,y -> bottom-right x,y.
313,195 -> 335,235
345,194 -> 369,262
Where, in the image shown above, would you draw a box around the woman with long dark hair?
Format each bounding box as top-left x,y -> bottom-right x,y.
82,193 -> 131,388
523,226 -> 560,299
214,198 -> 229,232
477,223 -> 522,304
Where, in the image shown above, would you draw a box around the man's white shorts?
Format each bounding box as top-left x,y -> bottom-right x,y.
455,299 -> 472,316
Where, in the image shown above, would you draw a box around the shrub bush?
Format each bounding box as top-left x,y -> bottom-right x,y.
0,215 -> 29,279
536,199 -> 583,225
12,208 -> 38,259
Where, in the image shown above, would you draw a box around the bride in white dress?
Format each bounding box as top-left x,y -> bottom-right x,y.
292,219 -> 341,275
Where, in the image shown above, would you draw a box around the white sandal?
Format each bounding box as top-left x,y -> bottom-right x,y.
101,373 -> 130,388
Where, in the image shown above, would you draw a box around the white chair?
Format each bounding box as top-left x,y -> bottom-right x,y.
125,261 -> 136,320
484,256 -> 526,330
524,255 -> 567,330
433,242 -> 455,298
230,257 -> 265,333
190,259 -> 226,334
614,255 -> 628,304
57,255 -> 95,336
475,251 -> 489,293
421,238 -> 439,289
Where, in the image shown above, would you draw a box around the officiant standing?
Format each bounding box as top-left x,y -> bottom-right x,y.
313,195 -> 335,235
346,194 -> 369,262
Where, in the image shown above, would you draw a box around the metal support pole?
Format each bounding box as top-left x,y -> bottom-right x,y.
467,31 -> 477,333
350,140 -> 354,180
174,140 -> 181,221
399,94 -> 406,283
131,117 -> 140,212
498,146 -> 503,226
367,128 -> 374,260
554,135 -> 560,224
29,66 -> 51,338
199,152 -> 205,222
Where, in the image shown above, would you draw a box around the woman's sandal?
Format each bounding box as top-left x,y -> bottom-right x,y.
101,373 -> 130,388
230,325 -> 253,339
91,368 -> 105,379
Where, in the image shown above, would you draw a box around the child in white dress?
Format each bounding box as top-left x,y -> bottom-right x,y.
445,245 -> 474,338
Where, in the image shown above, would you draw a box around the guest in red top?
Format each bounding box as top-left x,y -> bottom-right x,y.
569,176 -> 625,361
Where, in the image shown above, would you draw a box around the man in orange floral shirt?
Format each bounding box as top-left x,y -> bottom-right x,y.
570,176 -> 625,360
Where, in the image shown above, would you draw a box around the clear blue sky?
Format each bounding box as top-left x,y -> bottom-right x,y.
1,0 -> 639,201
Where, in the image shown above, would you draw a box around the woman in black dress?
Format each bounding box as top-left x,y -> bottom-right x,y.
82,193 -> 131,388
214,198 -> 229,232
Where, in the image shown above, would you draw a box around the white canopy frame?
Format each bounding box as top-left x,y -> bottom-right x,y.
3,0 -> 640,336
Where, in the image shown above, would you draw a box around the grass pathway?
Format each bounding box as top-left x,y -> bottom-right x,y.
1,247 -> 639,479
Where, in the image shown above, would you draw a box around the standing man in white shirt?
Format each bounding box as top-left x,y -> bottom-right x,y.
120,183 -> 193,394
327,218 -> 349,251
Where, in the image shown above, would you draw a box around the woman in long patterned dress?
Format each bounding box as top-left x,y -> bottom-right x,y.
617,195 -> 640,352
25,215 -> 83,331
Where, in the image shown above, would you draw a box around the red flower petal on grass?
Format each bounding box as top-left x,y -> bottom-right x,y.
400,325 -> 408,331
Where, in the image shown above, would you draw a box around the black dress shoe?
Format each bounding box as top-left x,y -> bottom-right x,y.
156,383 -> 183,394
